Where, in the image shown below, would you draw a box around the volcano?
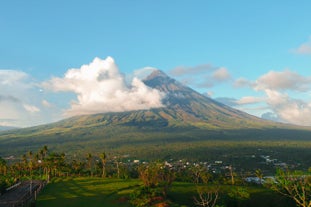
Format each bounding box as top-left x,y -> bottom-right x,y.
0,70 -> 309,158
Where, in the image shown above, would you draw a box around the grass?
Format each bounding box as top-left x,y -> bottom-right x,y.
36,178 -> 295,207
36,177 -> 140,207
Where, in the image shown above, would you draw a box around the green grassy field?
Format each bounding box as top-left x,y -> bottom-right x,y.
36,177 -> 139,207
36,177 -> 295,207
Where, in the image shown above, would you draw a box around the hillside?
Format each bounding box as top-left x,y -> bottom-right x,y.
0,70 -> 310,160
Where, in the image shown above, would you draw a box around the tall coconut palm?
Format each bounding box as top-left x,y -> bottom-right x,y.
43,145 -> 48,159
0,157 -> 7,176
100,152 -> 107,178
86,153 -> 93,176
28,151 -> 33,176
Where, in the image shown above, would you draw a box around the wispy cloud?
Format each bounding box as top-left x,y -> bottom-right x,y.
215,97 -> 239,107
212,67 -> 231,81
292,37 -> 311,55
255,70 -> 311,91
236,96 -> 264,105
0,70 -> 30,86
42,100 -> 53,108
43,57 -> 165,117
169,63 -> 231,89
234,78 -> 253,88
23,104 -> 40,113
216,96 -> 264,107
169,64 -> 216,76
0,70 -> 61,127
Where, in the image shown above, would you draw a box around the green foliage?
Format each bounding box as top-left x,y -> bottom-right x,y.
128,161 -> 176,206
228,187 -> 250,201
266,168 -> 311,207
138,161 -> 175,197
130,187 -> 162,207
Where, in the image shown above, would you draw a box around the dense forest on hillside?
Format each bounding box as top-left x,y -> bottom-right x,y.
1,127 -> 311,173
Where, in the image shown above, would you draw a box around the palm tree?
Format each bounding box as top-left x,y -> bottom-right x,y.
100,152 -> 107,178
22,154 -> 27,165
0,157 -> 7,176
21,154 -> 27,176
255,169 -> 263,184
28,151 -> 33,176
71,159 -> 84,176
86,153 -> 93,176
43,145 -> 48,159
39,149 -> 44,161
114,156 -> 120,179
228,165 -> 235,185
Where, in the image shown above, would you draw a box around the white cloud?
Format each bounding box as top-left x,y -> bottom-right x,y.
44,57 -> 165,117
169,64 -> 216,76
295,44 -> 311,54
23,104 -> 40,113
255,70 -> 311,91
132,67 -> 159,80
292,37 -> 311,55
169,63 -> 231,89
216,96 -> 264,106
236,96 -> 264,105
212,67 -> 231,81
264,89 -> 311,126
233,69 -> 311,125
261,112 -> 280,122
234,78 -> 253,88
0,70 -> 62,127
203,91 -> 214,97
42,100 -> 52,108
0,70 -> 30,86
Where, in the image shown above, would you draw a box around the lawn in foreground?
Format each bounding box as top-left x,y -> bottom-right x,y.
37,177 -> 294,207
36,177 -> 139,207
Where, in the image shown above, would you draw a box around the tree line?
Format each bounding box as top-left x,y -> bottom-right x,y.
0,145 -> 310,207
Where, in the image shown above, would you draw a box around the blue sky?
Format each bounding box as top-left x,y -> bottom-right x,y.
1,1 -> 311,127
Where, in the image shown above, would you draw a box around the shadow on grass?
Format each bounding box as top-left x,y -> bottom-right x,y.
37,178 -> 296,207
36,177 -> 138,207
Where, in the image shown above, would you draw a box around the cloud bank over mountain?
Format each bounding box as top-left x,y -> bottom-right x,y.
226,70 -> 311,126
43,57 -> 165,116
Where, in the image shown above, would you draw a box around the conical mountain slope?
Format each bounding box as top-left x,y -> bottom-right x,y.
55,69 -> 276,130
141,70 -> 272,129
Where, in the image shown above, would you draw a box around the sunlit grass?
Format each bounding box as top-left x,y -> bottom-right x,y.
36,178 -> 295,207
37,177 -> 139,207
